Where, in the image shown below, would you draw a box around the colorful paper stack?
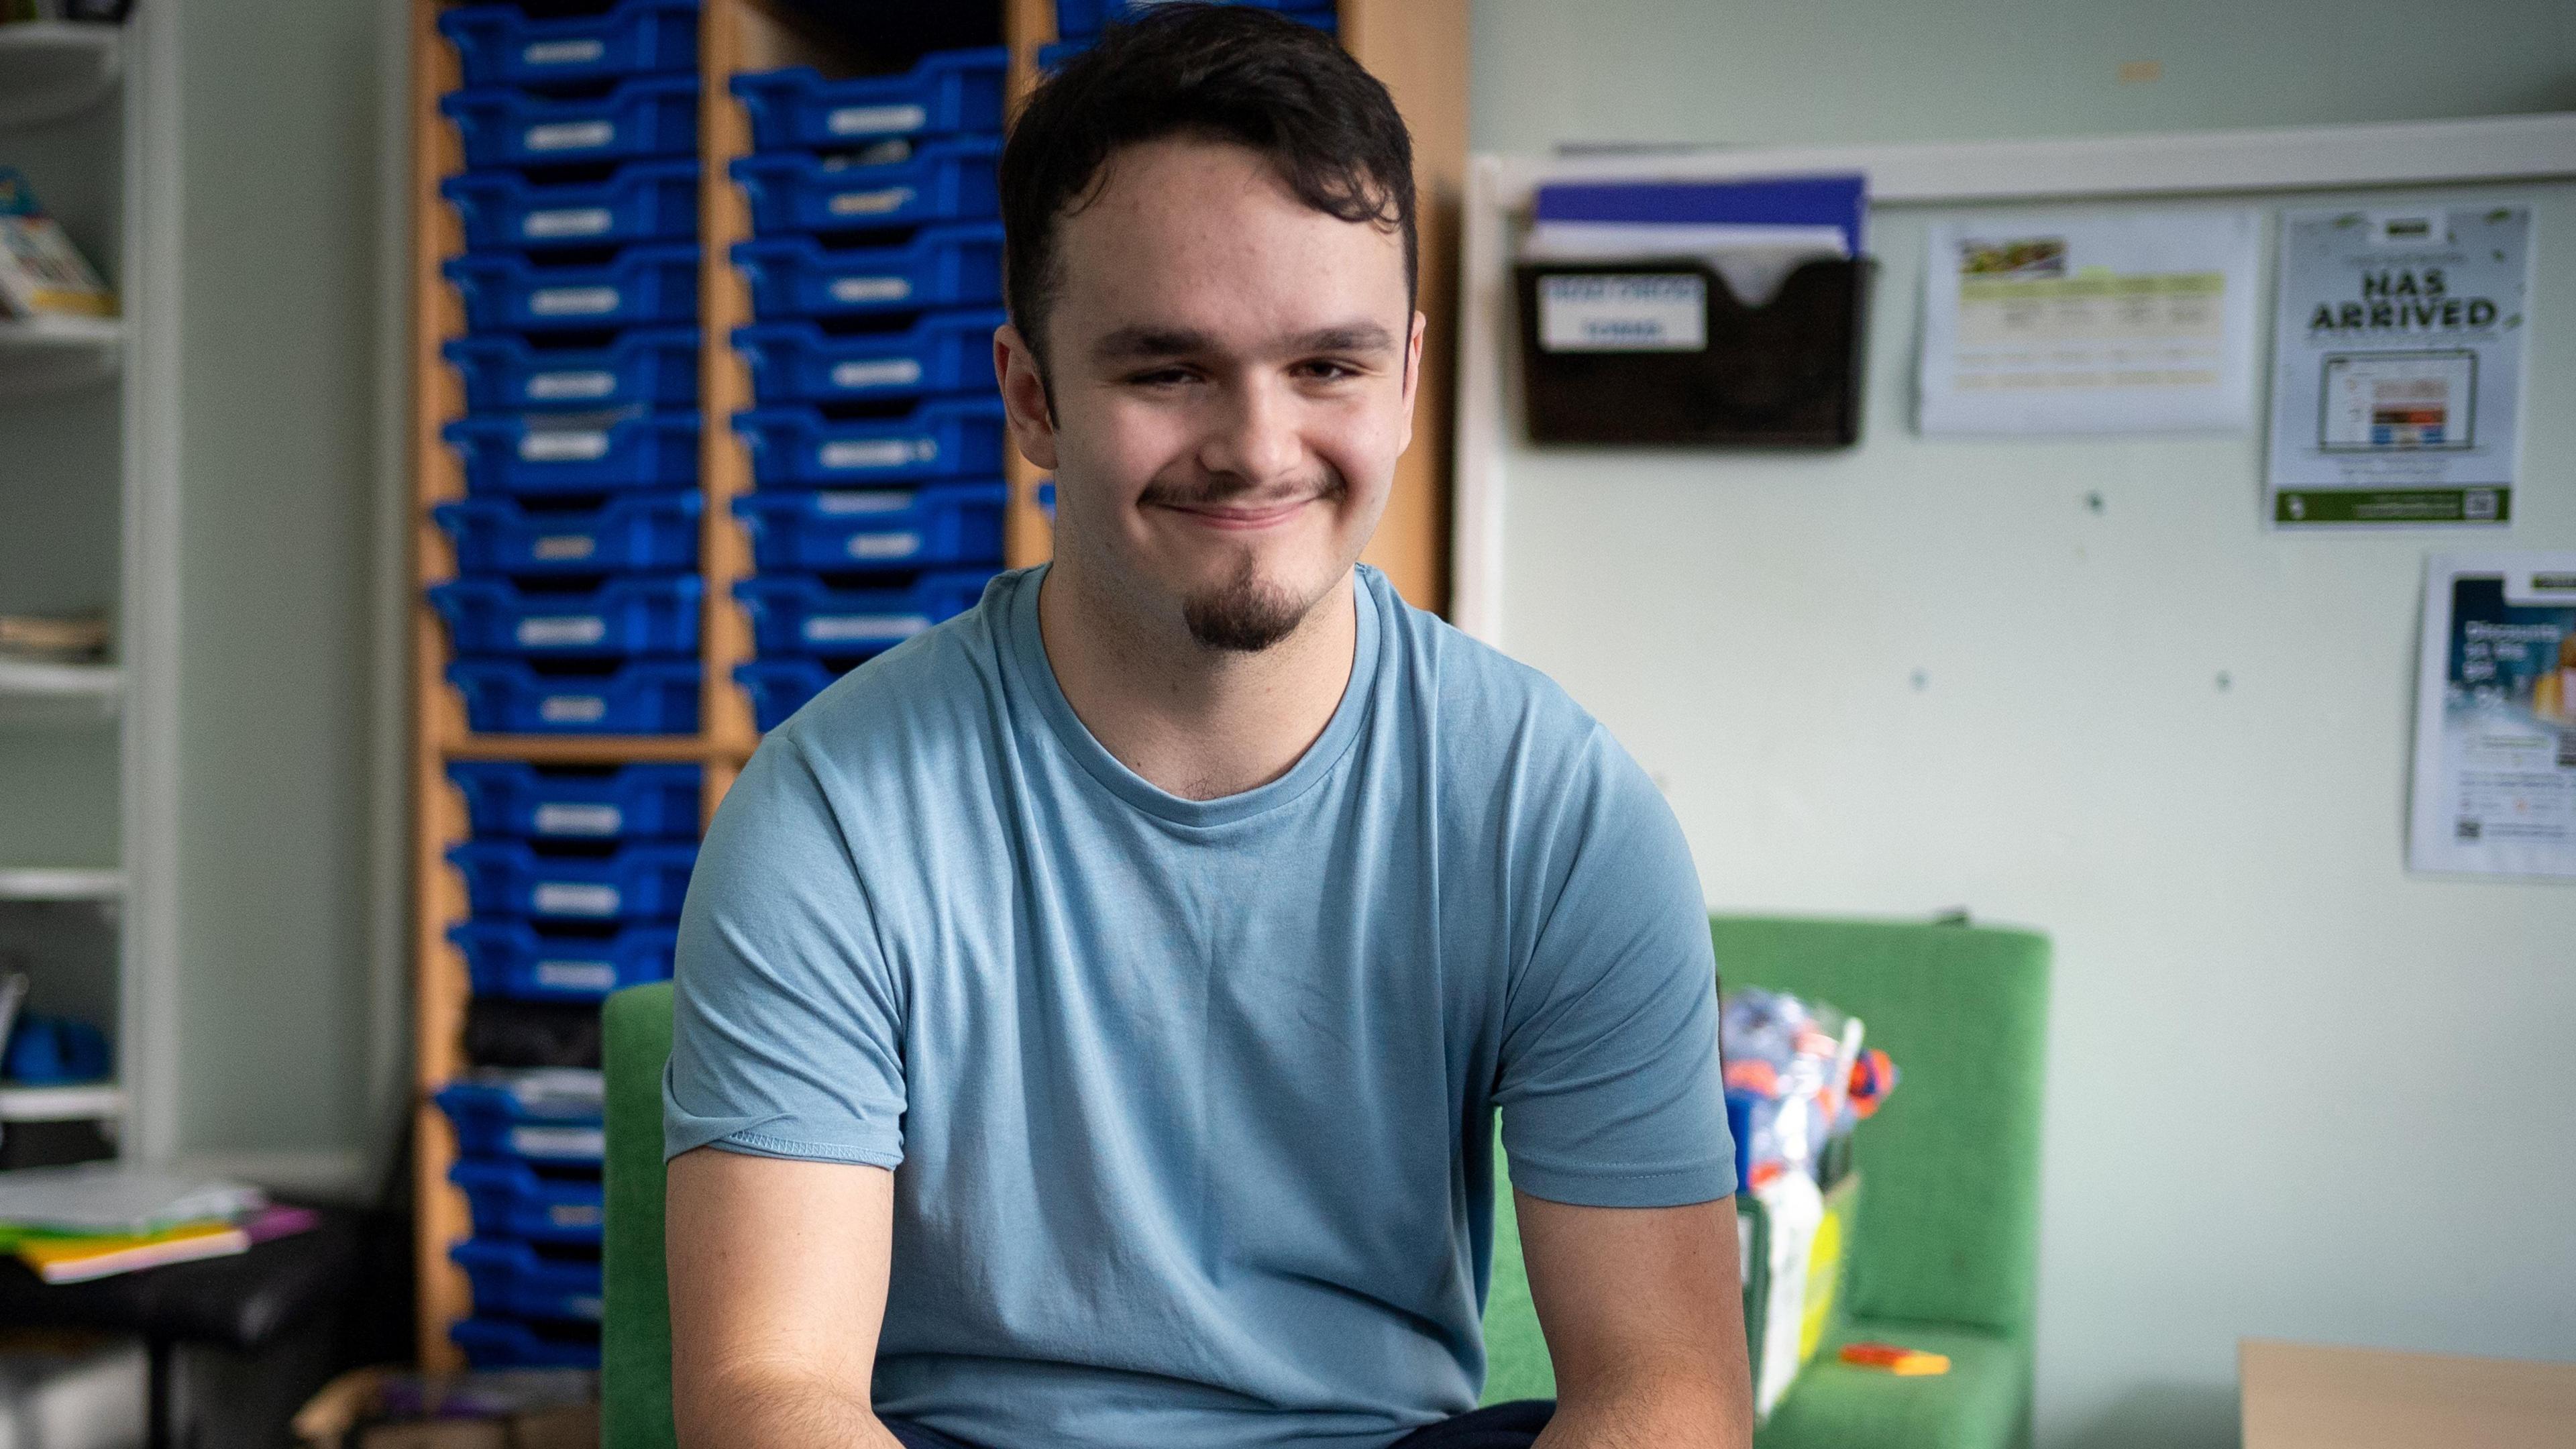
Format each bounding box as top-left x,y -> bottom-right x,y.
724,47 -> 1014,731
0,1164 -> 317,1284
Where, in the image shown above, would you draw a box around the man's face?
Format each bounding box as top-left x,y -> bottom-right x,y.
998,138 -> 1421,652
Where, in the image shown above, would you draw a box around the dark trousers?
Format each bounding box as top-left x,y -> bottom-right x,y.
884,1399 -> 1558,1449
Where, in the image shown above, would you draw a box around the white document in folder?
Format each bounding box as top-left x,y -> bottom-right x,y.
1521,221 -> 1851,309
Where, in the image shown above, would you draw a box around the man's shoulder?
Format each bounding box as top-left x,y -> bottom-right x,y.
1364,566 -> 1607,771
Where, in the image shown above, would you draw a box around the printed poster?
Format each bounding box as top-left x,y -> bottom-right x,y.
2410,553 -> 2576,879
1917,209 -> 2261,435
2269,205 -> 2534,528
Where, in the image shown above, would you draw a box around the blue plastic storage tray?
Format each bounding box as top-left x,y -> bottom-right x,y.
451,919 -> 680,1002
451,1158 -> 606,1244
453,1237 -> 606,1323
447,657 -> 700,735
733,311 -> 1003,405
733,481 -> 1008,570
451,1317 -> 601,1371
732,223 -> 1003,320
445,327 -> 700,412
441,160 -> 699,254
435,492 -> 701,578
728,138 -> 1000,235
447,760 -> 702,839
734,398 -> 1006,488
431,574 -> 701,659
443,409 -> 700,496
444,244 -> 699,333
440,0 -> 699,89
736,655 -> 864,732
729,50 -> 1008,150
1054,0 -> 1335,37
734,569 -> 992,655
435,1070 -> 605,1163
441,74 -> 700,169
447,838 -> 698,921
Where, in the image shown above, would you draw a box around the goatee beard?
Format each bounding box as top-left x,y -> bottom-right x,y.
1182,554 -> 1312,653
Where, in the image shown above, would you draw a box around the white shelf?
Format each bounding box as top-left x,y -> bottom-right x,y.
0,1081 -> 123,1122
0,868 -> 123,902
0,657 -> 119,727
0,315 -> 121,398
0,21 -> 122,131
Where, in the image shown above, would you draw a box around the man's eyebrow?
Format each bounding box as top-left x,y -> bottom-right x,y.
1289,322 -> 1399,354
1088,321 -> 1402,363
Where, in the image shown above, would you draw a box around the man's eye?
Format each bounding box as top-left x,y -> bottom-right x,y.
1297,360 -> 1360,382
1130,368 -> 1196,386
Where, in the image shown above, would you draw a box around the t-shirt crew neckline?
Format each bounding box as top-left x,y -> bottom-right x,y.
1003,562 -> 1384,830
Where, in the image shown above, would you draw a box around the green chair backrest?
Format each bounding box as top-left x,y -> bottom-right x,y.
600,916 -> 2050,1446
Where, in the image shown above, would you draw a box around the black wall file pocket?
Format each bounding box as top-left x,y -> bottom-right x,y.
1514,256 -> 1872,447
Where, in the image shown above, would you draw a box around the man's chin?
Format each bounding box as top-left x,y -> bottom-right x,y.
1179,566 -> 1324,653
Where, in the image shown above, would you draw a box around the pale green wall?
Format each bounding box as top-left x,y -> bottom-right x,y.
173,0 -> 388,1169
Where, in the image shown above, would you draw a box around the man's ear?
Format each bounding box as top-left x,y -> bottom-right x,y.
994,322 -> 1060,472
1396,309 -> 1427,453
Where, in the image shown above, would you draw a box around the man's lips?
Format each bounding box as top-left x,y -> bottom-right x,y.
1148,494 -> 1322,531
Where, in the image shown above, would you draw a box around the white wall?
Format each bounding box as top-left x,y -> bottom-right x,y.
1469,5 -> 2576,1446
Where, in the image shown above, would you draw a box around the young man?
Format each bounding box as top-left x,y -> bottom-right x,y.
663,9 -> 1752,1448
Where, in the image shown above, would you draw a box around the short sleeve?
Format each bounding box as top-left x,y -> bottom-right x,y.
1495,729 -> 1735,1208
663,735 -> 908,1167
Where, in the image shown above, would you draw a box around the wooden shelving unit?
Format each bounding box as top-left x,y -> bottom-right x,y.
408,0 -> 1464,1371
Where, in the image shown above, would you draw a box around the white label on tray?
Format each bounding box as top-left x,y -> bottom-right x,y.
524,207 -> 614,239
806,613 -> 930,645
511,1124 -> 606,1158
539,694 -> 608,723
535,959 -> 620,991
532,533 -> 598,561
534,802 -> 623,837
535,881 -> 621,916
549,1202 -> 605,1228
523,38 -> 606,66
820,437 -> 933,471
828,186 -> 916,217
568,1295 -> 606,1321
847,531 -> 923,560
831,359 -> 924,390
828,103 -> 928,138
525,120 -> 615,152
528,368 -> 617,400
530,286 -> 620,317
829,275 -> 913,304
520,429 -> 610,461
518,615 -> 608,647
1536,274 -> 1706,352
814,490 -> 909,515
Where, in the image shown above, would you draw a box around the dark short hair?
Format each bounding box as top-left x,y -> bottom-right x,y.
999,4 -> 1417,370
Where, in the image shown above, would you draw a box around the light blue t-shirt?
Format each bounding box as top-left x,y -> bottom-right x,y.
665,564 -> 1733,1449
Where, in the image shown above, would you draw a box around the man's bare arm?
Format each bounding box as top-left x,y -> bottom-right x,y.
1517,1191 -> 1755,1449
667,1147 -> 904,1449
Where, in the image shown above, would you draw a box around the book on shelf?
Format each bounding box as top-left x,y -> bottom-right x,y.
0,168 -> 116,322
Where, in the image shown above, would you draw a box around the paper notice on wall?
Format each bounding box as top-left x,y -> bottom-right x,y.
1917,209 -> 2261,435
2268,205 -> 2533,528
2410,553 -> 2576,879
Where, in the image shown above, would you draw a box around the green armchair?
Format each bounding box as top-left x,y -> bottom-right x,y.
600,915 -> 2049,1449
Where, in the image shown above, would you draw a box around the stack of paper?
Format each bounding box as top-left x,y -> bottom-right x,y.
0,1163 -> 319,1284
1521,173 -> 1866,307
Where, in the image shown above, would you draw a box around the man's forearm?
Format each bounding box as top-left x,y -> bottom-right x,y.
1533,1366 -> 1752,1449
678,1364 -> 906,1449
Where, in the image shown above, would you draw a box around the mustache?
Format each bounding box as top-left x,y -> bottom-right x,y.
1137,470 -> 1351,510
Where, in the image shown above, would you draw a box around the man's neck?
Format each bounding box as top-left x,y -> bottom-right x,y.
1036,564 -> 1359,802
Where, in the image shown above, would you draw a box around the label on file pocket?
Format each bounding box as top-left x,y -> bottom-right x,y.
511,1124 -> 606,1159
517,615 -> 608,647
523,207 -> 614,240
530,286 -> 620,317
831,359 -> 924,390
523,38 -> 606,66
1538,274 -> 1707,352
524,120 -> 615,153
828,104 -> 928,138
805,614 -> 930,645
520,429 -> 610,462
535,959 -> 620,991
828,186 -> 916,218
534,802 -> 623,836
830,275 -> 912,304
820,437 -> 934,471
846,531 -> 922,561
534,881 -> 621,916
529,370 -> 617,401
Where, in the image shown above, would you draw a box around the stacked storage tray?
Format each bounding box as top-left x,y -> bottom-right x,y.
726,48 -> 1014,733
1053,0 -> 1337,37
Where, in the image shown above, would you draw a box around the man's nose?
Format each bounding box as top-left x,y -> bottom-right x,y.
1197,378 -> 1301,486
